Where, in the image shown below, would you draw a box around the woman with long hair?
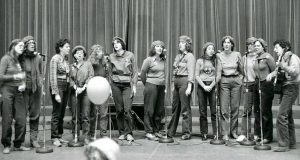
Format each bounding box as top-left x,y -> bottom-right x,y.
109,37 -> 138,141
167,35 -> 196,140
140,40 -> 166,140
0,39 -> 30,153
49,38 -> 71,147
195,42 -> 217,140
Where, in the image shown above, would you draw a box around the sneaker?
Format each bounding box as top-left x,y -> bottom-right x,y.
126,134 -> 134,141
3,147 -> 10,154
262,139 -> 271,144
84,138 -> 90,145
236,135 -> 246,142
181,134 -> 191,140
289,145 -> 296,149
273,147 -> 290,152
222,135 -> 229,141
14,146 -> 31,151
118,134 -> 126,140
53,138 -> 62,147
58,138 -> 69,144
202,134 -> 207,141
145,133 -> 158,141
31,141 -> 41,148
254,135 -> 260,142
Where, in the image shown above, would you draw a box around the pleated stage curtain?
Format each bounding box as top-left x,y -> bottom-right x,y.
0,0 -> 299,105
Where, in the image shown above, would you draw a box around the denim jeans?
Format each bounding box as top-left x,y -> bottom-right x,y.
219,76 -> 242,137
167,77 -> 193,137
90,101 -> 108,137
111,82 -> 133,135
1,86 -> 26,148
197,84 -> 217,135
143,82 -> 165,134
276,84 -> 298,147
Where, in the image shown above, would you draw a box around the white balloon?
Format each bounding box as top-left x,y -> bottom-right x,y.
87,76 -> 111,105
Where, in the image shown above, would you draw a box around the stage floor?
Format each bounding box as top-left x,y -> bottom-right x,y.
0,126 -> 300,160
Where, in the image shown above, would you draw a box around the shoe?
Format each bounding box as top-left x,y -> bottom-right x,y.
222,135 -> 229,141
254,135 -> 261,142
14,146 -> 31,151
262,139 -> 271,144
58,138 -> 69,144
273,147 -> 290,152
126,134 -> 134,141
118,134 -> 126,140
289,145 -> 296,149
236,135 -> 246,142
213,135 -> 218,140
154,132 -> 163,138
231,133 -> 239,139
3,147 -> 10,154
52,138 -> 62,147
84,138 -> 90,145
181,134 -> 191,140
202,134 -> 207,141
145,133 -> 158,141
31,141 -> 41,148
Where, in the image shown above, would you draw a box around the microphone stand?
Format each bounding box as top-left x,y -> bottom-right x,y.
240,54 -> 255,146
253,58 -> 271,150
159,53 -> 174,143
36,54 -> 54,153
210,53 -> 225,145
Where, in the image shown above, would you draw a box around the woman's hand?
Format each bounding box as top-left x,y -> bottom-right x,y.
185,85 -> 192,96
14,73 -> 25,80
266,73 -> 274,82
18,83 -> 26,92
55,94 -> 61,103
131,85 -> 137,98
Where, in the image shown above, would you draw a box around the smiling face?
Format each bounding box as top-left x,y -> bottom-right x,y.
154,45 -> 163,55
15,42 -> 25,56
223,38 -> 232,51
274,44 -> 285,57
179,41 -> 187,52
254,41 -> 264,54
247,43 -> 256,53
74,50 -> 85,62
205,45 -> 215,57
60,43 -> 70,55
26,40 -> 35,52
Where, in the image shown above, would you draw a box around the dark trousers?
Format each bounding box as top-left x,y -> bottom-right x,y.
23,87 -> 41,142
70,90 -> 90,138
241,82 -> 259,136
90,101 -> 108,137
50,86 -> 69,139
276,84 -> 298,147
219,76 -> 242,136
111,82 -> 133,135
1,85 -> 26,148
197,84 -> 217,135
253,80 -> 274,140
167,77 -> 192,137
143,82 -> 165,134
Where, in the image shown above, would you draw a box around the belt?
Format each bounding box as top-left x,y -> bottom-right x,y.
174,75 -> 188,78
57,75 -> 67,79
222,74 -> 239,78
203,81 -> 213,85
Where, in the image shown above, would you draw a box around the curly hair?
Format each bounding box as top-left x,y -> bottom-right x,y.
148,46 -> 166,60
55,38 -> 70,54
273,39 -> 292,52
88,44 -> 106,65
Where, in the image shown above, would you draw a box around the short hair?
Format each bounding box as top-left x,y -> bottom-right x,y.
55,38 -> 70,54
255,38 -> 268,52
221,36 -> 235,51
9,39 -> 22,52
112,37 -> 126,52
273,39 -> 292,52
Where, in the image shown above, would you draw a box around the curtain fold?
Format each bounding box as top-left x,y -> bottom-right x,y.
0,0 -> 299,104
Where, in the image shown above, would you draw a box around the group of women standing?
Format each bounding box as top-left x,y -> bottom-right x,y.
1,35 -> 299,154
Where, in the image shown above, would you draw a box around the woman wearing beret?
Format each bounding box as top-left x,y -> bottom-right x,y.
252,38 -> 276,144
167,35 -> 196,140
195,42 -> 217,140
266,40 -> 299,152
49,39 -> 71,147
109,37 -> 138,141
69,45 -> 94,144
19,35 -> 43,148
0,39 -> 30,153
140,40 -> 166,141
216,36 -> 243,141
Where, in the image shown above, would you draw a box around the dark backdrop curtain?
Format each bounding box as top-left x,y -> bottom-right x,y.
0,0 -> 299,105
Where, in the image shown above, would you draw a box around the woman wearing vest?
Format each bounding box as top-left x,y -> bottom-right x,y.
266,40 -> 299,152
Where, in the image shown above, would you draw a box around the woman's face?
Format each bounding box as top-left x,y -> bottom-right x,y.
223,38 -> 232,51
14,42 -> 25,55
113,40 -> 123,51
74,50 -> 85,62
254,41 -> 264,54
274,44 -> 285,57
154,45 -> 163,55
95,48 -> 104,59
60,43 -> 70,55
205,45 -> 215,57
179,41 -> 187,52
247,43 -> 256,53
27,40 -> 35,52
